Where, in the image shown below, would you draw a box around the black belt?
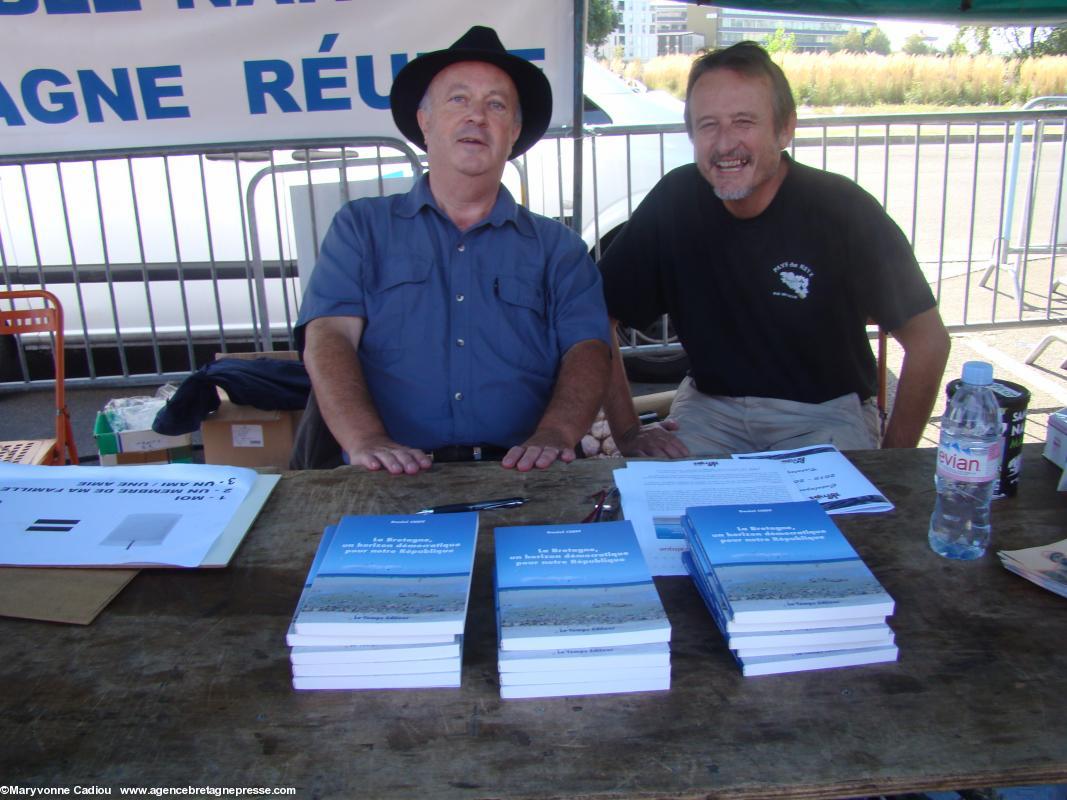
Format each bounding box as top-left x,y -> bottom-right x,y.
430,444 -> 510,463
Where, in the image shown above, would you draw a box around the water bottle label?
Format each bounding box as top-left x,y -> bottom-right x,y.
936,440 -> 1002,482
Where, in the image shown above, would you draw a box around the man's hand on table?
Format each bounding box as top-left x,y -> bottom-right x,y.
502,427 -> 577,472
347,434 -> 432,475
615,419 -> 690,459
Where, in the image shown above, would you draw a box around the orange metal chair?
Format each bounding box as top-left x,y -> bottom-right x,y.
0,289 -> 78,465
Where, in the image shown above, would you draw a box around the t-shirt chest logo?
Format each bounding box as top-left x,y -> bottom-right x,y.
772,262 -> 814,300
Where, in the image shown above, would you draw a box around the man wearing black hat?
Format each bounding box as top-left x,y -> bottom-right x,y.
294,26 -> 611,475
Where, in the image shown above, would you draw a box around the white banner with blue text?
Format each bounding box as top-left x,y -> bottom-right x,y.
0,0 -> 575,157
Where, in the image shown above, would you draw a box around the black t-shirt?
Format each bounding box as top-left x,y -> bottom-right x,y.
599,156 -> 935,404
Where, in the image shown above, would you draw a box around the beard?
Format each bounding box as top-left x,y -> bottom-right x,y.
712,184 -> 753,201
706,147 -> 755,201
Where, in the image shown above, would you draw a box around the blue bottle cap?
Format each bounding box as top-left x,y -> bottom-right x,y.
961,360 -> 993,386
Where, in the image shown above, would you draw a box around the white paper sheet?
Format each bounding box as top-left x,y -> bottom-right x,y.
613,459 -> 804,576
0,463 -> 258,567
732,444 -> 894,514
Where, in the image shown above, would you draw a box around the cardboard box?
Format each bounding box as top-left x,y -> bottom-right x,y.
200,351 -> 304,469
94,412 -> 194,464
99,447 -> 195,467
201,403 -> 302,469
1044,408 -> 1067,469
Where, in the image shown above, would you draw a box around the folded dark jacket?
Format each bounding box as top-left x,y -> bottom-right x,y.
153,357 -> 310,436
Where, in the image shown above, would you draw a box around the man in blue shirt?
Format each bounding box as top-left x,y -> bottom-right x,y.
296,26 -> 611,475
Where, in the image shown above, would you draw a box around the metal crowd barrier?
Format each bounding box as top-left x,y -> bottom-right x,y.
1,107 -> 1066,388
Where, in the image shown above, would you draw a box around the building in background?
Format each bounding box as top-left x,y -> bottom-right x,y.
607,0 -> 657,61
704,7 -> 874,51
608,2 -> 876,60
654,1 -> 705,55
685,4 -> 720,49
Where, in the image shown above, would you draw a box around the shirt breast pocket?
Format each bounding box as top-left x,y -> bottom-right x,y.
496,274 -> 546,318
493,272 -> 554,375
361,256 -> 432,366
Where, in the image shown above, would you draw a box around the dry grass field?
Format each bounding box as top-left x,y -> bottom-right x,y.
608,52 -> 1067,112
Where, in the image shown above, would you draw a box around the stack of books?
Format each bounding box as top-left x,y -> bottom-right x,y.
288,513 -> 478,690
682,500 -> 898,677
493,520 -> 671,699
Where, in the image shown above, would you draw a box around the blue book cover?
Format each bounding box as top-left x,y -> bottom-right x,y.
684,501 -> 894,624
287,523 -> 337,634
494,520 -> 670,651
294,513 -> 478,636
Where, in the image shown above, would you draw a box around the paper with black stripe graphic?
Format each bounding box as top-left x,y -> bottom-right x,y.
27,519 -> 79,533
0,462 -> 256,566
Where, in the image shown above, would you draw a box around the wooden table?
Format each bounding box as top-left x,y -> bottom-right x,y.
3,444 -> 1066,799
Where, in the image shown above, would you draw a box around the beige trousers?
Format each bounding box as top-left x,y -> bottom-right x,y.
668,377 -> 882,457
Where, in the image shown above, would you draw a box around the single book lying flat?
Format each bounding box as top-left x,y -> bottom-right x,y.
292,655 -> 462,677
292,672 -> 461,691
494,520 -> 670,652
736,644 -> 899,677
285,622 -> 459,648
500,675 -> 671,700
294,513 -> 479,637
290,637 -> 462,665
497,642 -> 670,673
498,664 -> 669,687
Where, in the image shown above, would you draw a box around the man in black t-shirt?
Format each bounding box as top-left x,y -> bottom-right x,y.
599,41 -> 950,457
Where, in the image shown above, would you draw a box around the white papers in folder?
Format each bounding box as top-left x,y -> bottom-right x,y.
732,444 -> 893,514
0,463 -> 263,567
613,459 -> 803,576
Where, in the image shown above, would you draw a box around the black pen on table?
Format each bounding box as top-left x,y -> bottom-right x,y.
416,497 -> 527,515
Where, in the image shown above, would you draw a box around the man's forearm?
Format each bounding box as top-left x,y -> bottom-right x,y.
602,326 -> 643,443
883,308 -> 951,448
533,339 -> 611,446
303,318 -> 387,455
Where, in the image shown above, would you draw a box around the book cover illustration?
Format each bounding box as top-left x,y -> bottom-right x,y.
494,520 -> 669,650
295,513 -> 478,635
685,501 -> 894,624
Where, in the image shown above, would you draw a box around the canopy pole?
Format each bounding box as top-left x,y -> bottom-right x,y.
571,0 -> 587,237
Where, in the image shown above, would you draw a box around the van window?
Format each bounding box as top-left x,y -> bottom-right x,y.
584,96 -> 612,126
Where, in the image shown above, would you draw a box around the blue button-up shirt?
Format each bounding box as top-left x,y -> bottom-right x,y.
295,175 -> 610,452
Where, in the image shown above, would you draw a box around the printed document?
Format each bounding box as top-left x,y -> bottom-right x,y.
0,463 -> 258,567
733,444 -> 894,514
613,459 -> 803,576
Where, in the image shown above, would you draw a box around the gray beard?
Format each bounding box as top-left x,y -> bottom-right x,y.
712,184 -> 753,201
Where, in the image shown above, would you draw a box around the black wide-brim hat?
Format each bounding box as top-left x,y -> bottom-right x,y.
389,25 -> 553,161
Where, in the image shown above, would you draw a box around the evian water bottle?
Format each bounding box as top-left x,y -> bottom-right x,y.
929,361 -> 1002,560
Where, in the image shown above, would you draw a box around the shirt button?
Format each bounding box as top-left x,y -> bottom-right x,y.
456,294 -> 464,302
456,338 -> 465,347
454,392 -> 463,401
457,243 -> 466,252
